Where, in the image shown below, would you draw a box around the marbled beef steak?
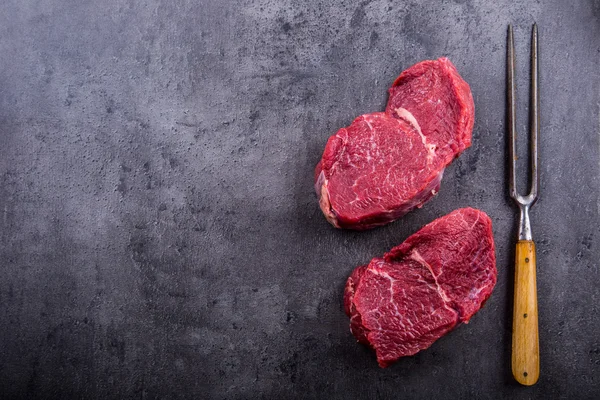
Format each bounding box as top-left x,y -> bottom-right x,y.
315,58 -> 474,230
344,208 -> 496,367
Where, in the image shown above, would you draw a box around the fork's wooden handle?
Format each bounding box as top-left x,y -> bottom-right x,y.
512,240 -> 540,385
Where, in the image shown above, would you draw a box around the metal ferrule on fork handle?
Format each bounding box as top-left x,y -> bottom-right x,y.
517,204 -> 532,242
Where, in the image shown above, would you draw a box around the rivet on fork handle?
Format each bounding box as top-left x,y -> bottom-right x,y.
507,24 -> 540,386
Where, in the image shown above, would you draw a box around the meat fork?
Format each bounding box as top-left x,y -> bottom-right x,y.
507,24 -> 540,386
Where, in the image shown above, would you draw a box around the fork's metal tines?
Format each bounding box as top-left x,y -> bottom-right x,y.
508,24 -> 540,240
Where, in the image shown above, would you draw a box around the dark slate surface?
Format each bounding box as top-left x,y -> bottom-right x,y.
1,0 -> 599,399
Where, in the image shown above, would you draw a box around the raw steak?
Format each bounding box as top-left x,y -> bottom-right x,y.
386,57 -> 474,162
315,58 -> 474,230
344,208 -> 496,367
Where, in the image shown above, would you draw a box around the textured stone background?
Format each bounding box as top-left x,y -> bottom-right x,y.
1,0 -> 599,399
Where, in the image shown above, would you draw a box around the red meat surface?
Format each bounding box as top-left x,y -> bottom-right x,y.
316,58 -> 474,229
343,208 -> 496,367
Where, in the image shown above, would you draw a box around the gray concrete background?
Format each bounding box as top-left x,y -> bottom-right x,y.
0,0 -> 599,399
